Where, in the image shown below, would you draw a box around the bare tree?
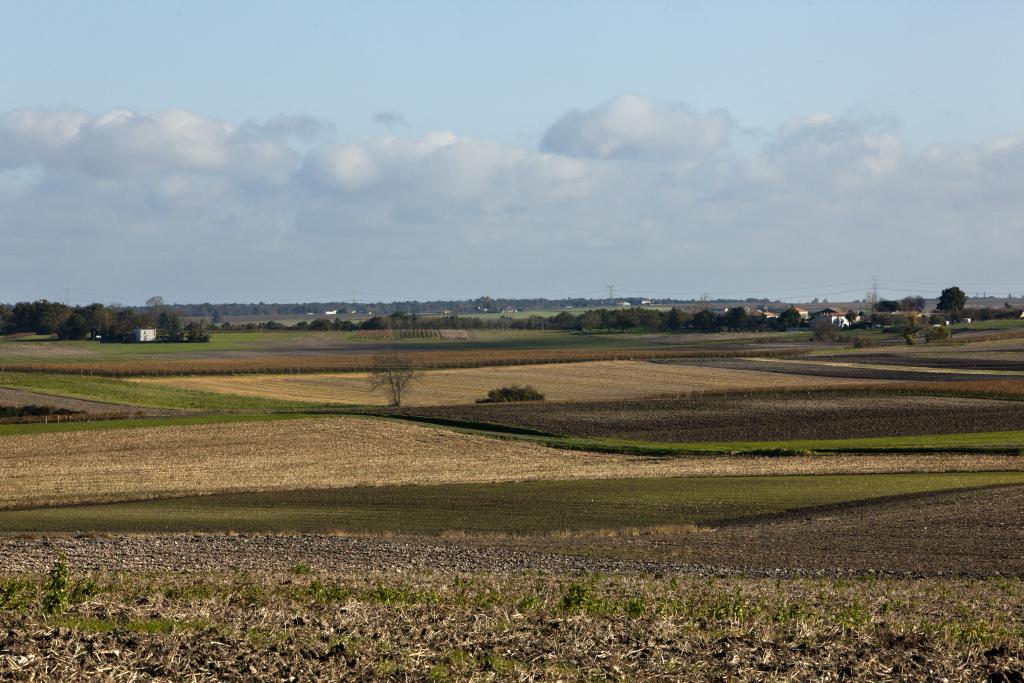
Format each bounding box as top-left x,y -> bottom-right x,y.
367,350 -> 419,406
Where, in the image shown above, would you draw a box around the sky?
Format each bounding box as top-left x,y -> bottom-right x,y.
2,1 -> 1023,305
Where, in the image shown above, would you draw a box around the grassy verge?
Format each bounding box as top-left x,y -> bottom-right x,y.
1,472 -> 1021,534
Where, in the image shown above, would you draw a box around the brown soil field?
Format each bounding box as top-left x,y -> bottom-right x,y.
4,417 -> 1022,510
688,357 -> 1015,382
664,484 -> 1024,576
389,392 -> 1024,442
3,486 -> 1023,578
131,360 -> 872,406
824,352 -> 1024,372
0,341 -> 99,360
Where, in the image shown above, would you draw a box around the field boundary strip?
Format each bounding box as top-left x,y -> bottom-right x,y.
0,346 -> 809,376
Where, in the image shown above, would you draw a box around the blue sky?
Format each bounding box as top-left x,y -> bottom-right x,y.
2,1 -> 1024,303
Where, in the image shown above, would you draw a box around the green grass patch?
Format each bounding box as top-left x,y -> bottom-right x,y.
544,429 -> 1024,456
951,319 -> 1024,331
0,332 -> 282,363
0,372 -> 332,410
0,472 -> 1021,534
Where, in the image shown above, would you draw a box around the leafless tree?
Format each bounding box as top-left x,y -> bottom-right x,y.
367,350 -> 419,406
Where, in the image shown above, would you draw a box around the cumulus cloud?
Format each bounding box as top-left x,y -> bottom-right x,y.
541,93 -> 735,161
1,96 -> 1022,302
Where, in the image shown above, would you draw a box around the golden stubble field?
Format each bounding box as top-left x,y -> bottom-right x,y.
3,416 -> 1022,509
130,360 -> 873,406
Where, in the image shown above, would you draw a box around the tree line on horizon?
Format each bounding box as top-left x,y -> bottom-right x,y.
2,287 -> 1013,338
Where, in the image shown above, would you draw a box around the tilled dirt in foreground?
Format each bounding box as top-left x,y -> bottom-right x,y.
2,565 -> 1023,681
3,488 -> 1024,680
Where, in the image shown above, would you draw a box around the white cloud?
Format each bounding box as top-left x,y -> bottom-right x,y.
1,96 -> 1022,302
540,93 -> 735,161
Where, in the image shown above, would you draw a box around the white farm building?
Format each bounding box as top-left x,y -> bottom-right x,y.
131,328 -> 158,342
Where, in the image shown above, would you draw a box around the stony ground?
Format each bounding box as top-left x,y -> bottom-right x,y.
2,567 -> 1023,680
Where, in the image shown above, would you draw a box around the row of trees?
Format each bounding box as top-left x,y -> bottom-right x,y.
0,300 -> 209,342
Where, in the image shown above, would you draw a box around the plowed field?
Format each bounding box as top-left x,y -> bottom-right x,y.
130,360 -> 870,406
389,393 -> 1024,442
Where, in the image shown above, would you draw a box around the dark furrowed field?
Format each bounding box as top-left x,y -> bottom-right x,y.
387,392 -> 1024,442
684,357 -> 1014,382
825,352 -> 1024,372
2,567 -> 1022,681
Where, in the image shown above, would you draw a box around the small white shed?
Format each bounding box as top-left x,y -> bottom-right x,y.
132,328 -> 157,342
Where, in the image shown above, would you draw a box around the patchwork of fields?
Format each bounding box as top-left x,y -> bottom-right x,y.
5,327 -> 1024,680
130,359 -> 874,405
11,416 -> 1023,512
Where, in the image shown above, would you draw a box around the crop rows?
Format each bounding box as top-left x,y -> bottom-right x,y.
388,392 -> 1024,442
133,360 -> 871,406
0,346 -> 807,377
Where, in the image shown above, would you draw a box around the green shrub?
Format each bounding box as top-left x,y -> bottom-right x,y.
42,559 -> 70,615
926,325 -> 952,343
476,385 -> 545,403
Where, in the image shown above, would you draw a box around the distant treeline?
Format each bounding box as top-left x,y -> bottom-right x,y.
218,303 -> 1024,334
229,307 -> 793,333
0,300 -> 209,342
134,296 -> 780,320
4,295 -> 1020,339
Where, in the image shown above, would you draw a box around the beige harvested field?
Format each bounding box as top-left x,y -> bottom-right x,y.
3,416 -> 1022,509
131,360 -> 871,406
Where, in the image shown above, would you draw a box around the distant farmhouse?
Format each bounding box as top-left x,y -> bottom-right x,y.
810,308 -> 851,328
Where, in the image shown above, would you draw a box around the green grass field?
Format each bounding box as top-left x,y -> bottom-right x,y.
1,472 -> 1020,534
0,331 -> 286,362
952,319 -> 1024,331
541,429 -> 1024,456
0,372 -> 333,411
